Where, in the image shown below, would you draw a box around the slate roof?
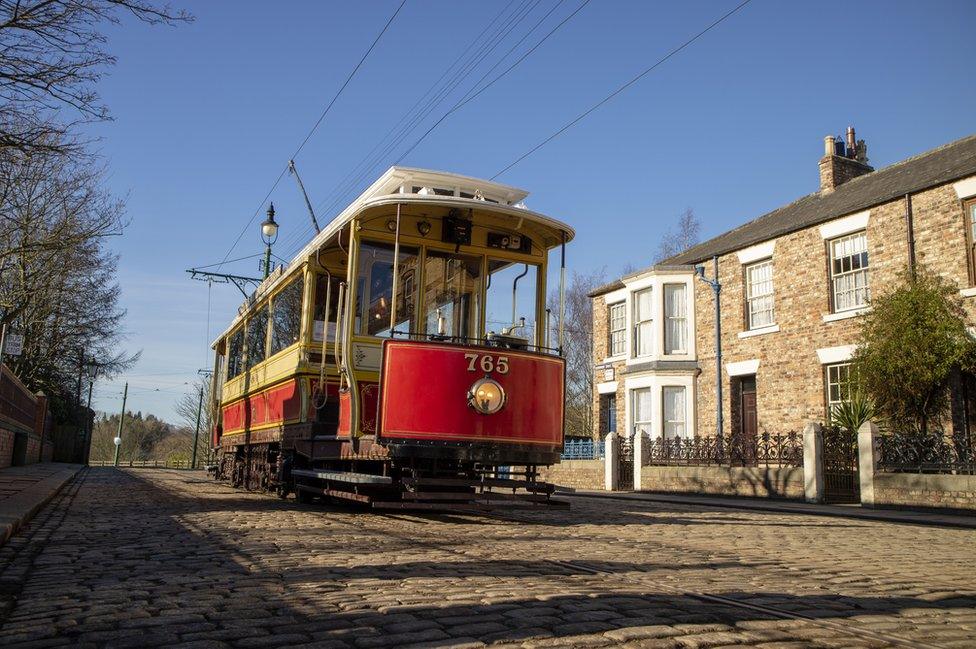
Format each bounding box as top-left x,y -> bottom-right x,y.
590,134 -> 976,298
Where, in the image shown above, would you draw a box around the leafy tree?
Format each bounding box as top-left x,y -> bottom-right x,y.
852,266 -> 976,433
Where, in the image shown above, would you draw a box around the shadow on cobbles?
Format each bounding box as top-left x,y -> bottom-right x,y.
1,468 -> 969,648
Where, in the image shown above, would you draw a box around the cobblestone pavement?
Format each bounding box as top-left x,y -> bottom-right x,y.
0,468 -> 974,648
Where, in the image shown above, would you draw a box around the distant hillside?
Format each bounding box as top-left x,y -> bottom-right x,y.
90,411 -> 208,465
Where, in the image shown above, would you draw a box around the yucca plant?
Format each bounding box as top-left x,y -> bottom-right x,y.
829,390 -> 876,433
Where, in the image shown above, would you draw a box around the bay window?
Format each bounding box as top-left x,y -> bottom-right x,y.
664,283 -> 687,354
633,288 -> 653,357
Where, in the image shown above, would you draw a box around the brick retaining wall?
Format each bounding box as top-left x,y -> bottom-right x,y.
0,428 -> 13,468
640,465 -> 804,499
539,460 -> 605,491
873,473 -> 976,512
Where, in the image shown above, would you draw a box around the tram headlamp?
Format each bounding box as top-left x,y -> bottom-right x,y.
467,377 -> 506,415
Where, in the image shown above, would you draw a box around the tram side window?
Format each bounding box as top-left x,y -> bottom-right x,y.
422,250 -> 482,339
270,276 -> 304,356
227,328 -> 244,380
245,306 -> 270,369
355,241 -> 419,337
313,273 -> 342,342
485,260 -> 539,346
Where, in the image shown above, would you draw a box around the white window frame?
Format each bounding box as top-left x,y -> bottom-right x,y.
608,302 -> 626,357
632,387 -> 653,437
825,362 -> 854,414
829,232 -> 870,313
662,386 -> 687,439
663,283 -> 687,354
633,288 -> 653,358
745,259 -> 775,330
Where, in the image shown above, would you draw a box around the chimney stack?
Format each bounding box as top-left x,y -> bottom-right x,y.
819,126 -> 873,194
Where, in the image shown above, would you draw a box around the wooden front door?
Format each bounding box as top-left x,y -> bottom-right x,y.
740,376 -> 757,438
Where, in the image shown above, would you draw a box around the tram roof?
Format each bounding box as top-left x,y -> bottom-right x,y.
214,167 -> 574,344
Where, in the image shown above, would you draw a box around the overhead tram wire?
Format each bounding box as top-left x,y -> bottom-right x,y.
303,0 -> 585,252
300,0 -> 524,222
393,0 -> 589,166
273,0 -> 528,257
305,0 -> 535,228
213,0 -> 407,273
302,0 -> 549,245
491,0 -> 753,180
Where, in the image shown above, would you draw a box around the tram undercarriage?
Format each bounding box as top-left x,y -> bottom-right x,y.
211,431 -> 568,511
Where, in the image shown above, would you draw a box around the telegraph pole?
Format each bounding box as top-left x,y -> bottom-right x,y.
113,382 -> 128,467
191,384 -> 203,470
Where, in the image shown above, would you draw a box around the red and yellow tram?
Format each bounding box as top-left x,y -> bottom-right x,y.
208,168 -> 573,508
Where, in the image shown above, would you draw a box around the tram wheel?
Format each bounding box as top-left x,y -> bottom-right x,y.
296,487 -> 314,504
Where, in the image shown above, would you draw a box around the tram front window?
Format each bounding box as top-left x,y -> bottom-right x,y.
422,250 -> 482,340
485,260 -> 539,347
355,241 -> 419,337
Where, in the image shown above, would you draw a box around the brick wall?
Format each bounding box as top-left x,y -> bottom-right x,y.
0,428 -> 14,468
873,473 -> 976,512
591,299 -> 626,439
539,459 -> 605,491
640,465 -> 804,500
695,181 -> 972,437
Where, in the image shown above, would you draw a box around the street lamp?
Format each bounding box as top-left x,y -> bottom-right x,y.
261,203 -> 279,279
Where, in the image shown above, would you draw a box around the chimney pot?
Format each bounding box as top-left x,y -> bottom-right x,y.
819,126 -> 873,194
823,135 -> 835,157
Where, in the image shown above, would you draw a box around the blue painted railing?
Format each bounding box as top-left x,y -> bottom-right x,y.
561,438 -> 605,460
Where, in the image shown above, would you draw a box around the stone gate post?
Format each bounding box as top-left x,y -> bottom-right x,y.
802,421 -> 824,503
604,432 -> 618,491
632,433 -> 643,491
857,421 -> 879,507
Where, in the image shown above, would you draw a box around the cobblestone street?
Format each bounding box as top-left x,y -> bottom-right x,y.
0,468 -> 973,648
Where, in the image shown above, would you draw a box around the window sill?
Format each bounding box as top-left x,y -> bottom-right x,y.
737,324 -> 780,339
960,287 -> 976,298
822,306 -> 871,323
603,355 -> 626,364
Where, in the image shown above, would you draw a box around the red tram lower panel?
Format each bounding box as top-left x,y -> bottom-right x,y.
377,339 -> 565,464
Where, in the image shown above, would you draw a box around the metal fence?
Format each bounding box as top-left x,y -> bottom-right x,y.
89,459 -> 200,470
561,438 -> 605,460
643,432 -> 804,468
877,431 -> 976,474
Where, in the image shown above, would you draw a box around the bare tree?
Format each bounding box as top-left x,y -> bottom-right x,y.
549,269 -> 605,440
655,208 -> 701,262
0,140 -> 137,403
0,1 -> 191,156
174,379 -> 212,464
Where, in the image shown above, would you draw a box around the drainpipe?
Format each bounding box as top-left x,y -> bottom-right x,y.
905,193 -> 916,277
695,255 -> 723,444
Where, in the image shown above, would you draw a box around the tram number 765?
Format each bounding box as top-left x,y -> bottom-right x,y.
464,353 -> 510,375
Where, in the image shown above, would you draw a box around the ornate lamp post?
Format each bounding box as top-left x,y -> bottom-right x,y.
261,203 -> 279,279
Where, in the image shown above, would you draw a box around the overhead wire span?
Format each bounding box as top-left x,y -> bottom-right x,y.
491,0 -> 753,180
394,0 -> 588,166
308,0 -> 528,220
308,0 -> 543,229
214,0 -> 407,273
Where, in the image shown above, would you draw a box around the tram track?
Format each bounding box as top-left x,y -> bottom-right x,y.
174,474 -> 969,649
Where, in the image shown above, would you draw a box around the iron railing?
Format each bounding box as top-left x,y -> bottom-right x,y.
89,458 -> 200,469
561,438 -> 605,460
877,431 -> 976,474
642,432 -> 803,468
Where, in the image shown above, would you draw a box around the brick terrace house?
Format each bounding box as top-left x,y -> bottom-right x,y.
589,130 -> 976,444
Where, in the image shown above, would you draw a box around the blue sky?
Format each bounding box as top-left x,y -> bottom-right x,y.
86,0 -> 976,421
